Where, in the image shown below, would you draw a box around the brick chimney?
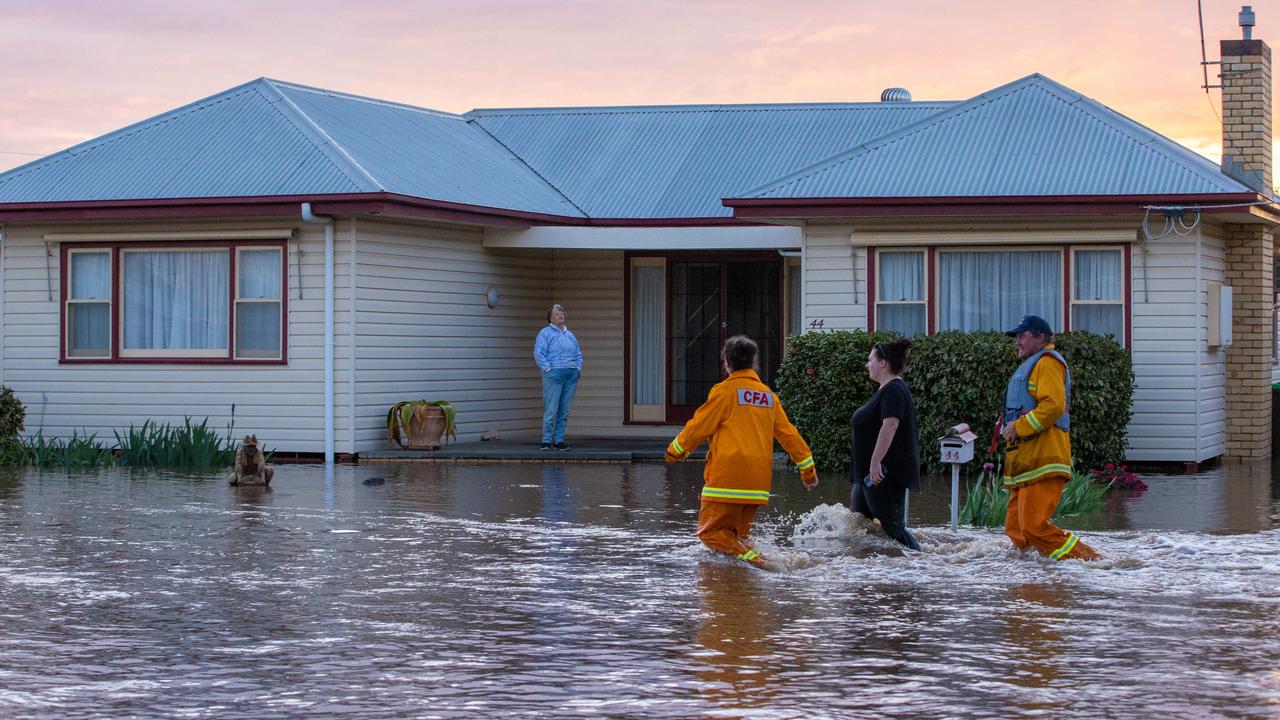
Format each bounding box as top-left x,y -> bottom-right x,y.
1220,6 -> 1275,460
1220,5 -> 1272,193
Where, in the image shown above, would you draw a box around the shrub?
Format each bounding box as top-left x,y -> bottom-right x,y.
0,386 -> 25,442
777,330 -> 1135,475
775,330 -> 896,475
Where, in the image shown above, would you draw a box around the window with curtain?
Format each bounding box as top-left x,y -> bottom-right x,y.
61,242 -> 286,363
1071,248 -> 1124,342
631,263 -> 663,406
938,250 -> 1061,332
67,250 -> 111,357
876,250 -> 926,335
123,249 -> 229,355
235,248 -> 283,359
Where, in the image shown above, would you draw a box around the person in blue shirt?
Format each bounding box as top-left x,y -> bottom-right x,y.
534,304 -> 584,450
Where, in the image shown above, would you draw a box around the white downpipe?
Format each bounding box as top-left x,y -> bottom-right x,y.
301,203 -> 335,464
1194,226 -> 1203,463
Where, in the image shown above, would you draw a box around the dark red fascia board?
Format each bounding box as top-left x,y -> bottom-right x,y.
724,193 -> 1276,220
0,191 -> 772,228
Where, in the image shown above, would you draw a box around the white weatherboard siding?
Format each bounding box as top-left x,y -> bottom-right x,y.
803,223 -> 866,331
551,249 -> 670,440
352,219 -> 553,450
0,220 -> 354,453
1127,226 -> 1226,463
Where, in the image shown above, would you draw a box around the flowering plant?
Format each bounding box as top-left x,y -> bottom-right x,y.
1090,463 -> 1147,491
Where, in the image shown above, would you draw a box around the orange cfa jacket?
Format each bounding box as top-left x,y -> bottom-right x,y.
667,369 -> 815,505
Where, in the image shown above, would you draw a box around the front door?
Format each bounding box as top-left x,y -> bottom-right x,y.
667,258 -> 782,423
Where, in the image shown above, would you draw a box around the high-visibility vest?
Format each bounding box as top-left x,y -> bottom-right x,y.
1004,348 -> 1071,432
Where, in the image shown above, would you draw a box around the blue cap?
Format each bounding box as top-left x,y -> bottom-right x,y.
1005,314 -> 1052,336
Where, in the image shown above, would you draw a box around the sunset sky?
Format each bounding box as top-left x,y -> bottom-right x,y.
0,0 -> 1274,185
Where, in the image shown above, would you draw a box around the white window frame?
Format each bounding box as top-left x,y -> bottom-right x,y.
233,246 -> 284,361
65,248 -> 113,359
933,246 -> 1066,334
1069,245 -> 1125,344
874,248 -> 928,334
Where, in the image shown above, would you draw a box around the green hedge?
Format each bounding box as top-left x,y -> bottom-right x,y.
776,330 -> 1135,475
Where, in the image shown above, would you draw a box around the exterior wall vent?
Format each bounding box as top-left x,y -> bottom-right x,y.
880,87 -> 913,102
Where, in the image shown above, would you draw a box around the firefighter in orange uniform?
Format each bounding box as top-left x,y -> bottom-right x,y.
665,335 -> 818,570
1000,315 -> 1101,561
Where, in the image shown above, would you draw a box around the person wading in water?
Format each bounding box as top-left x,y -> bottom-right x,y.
665,335 -> 818,572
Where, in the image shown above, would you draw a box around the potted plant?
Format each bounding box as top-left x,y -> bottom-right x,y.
386,400 -> 457,450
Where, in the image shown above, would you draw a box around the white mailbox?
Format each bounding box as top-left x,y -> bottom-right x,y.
939,423 -> 977,464
939,423 -> 978,531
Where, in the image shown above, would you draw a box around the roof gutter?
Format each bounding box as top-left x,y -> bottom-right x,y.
724,193 -> 1278,222
301,203 -> 335,465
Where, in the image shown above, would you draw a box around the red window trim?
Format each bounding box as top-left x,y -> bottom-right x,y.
866,242 -> 1131,349
59,239 -> 289,365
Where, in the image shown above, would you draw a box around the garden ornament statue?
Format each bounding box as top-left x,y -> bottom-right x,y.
228,434 -> 274,486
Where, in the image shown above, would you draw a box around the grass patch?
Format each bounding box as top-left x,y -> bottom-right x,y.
0,416 -> 250,469
961,468 -> 1107,528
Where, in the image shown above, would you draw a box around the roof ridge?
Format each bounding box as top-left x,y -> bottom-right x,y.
263,78 -> 465,120
259,79 -> 384,192
466,101 -> 957,118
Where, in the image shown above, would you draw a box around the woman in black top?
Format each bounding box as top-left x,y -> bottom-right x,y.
850,337 -> 921,551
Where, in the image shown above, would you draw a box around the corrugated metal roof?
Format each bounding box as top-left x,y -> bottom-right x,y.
0,74 -> 1251,219
745,74 -> 1251,199
268,82 -> 582,216
0,79 -> 583,216
0,81 -> 370,202
468,102 -> 955,218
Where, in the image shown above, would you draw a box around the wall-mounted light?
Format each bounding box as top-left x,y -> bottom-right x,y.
485,287 -> 500,308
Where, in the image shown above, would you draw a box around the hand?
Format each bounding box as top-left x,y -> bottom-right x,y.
664,450 -> 682,464
1001,423 -> 1020,443
800,466 -> 818,489
869,461 -> 885,485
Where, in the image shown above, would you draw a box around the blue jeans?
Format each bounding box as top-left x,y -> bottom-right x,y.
541,367 -> 580,443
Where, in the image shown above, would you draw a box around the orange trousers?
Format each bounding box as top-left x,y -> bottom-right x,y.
697,499 -> 765,565
1005,478 -> 1100,561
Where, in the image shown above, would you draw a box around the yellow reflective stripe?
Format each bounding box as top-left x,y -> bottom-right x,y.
1050,533 -> 1079,560
701,487 -> 771,501
738,549 -> 761,561
795,456 -> 815,470
1025,412 -> 1044,432
670,438 -> 687,456
1027,382 -> 1038,392
1001,463 -> 1073,487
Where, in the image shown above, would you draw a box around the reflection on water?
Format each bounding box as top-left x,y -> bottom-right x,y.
0,462 -> 1277,719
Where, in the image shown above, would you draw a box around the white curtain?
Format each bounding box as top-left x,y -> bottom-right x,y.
939,250 -> 1060,332
123,250 -> 228,350
236,249 -> 282,357
1072,249 -> 1123,339
70,252 -> 110,299
1074,250 -> 1121,300
877,251 -> 926,335
631,265 -> 663,405
69,252 -> 110,354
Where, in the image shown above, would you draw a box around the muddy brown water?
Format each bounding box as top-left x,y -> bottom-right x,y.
0,462 -> 1277,719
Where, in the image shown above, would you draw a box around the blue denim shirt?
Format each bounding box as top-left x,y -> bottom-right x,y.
534,324 -> 583,372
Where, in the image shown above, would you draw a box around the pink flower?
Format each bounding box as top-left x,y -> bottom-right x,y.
983,462 -> 994,472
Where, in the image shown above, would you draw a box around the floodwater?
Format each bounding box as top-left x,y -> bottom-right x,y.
0,461 -> 1277,720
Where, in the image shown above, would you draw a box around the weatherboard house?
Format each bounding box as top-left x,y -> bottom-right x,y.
0,35 -> 1272,465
